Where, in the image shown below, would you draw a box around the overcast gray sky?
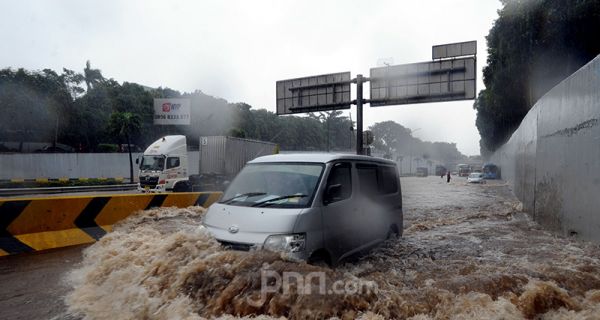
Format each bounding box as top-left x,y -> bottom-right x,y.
0,0 -> 502,155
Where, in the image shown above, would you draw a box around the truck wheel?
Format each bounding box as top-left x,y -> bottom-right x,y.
173,181 -> 192,192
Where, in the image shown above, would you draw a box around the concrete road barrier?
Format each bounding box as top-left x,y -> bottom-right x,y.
0,192 -> 222,256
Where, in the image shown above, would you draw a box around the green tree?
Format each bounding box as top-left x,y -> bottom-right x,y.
475,0 -> 600,152
370,121 -> 466,165
108,112 -> 142,182
369,121 -> 412,156
229,127 -> 247,138
1,62 -> 469,162
60,68 -> 85,98
308,110 -> 353,151
0,68 -> 75,146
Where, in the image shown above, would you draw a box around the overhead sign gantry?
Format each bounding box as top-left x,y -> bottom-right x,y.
275,40 -> 477,155
276,72 -> 352,114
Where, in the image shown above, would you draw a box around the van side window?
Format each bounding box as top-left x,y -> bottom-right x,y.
357,163 -> 399,195
325,162 -> 352,203
357,163 -> 379,197
166,157 -> 180,169
378,165 -> 398,194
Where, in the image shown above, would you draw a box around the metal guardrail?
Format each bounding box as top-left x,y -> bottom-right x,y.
0,184 -> 138,196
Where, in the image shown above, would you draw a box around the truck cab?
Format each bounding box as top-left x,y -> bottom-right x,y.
138,135 -> 188,192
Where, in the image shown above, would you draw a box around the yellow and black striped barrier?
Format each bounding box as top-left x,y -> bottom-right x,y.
0,192 -> 222,257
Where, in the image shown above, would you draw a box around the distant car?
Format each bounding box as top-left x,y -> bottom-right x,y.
467,172 -> 486,184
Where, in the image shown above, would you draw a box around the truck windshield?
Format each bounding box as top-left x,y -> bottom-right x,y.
220,163 -> 324,208
140,155 -> 165,171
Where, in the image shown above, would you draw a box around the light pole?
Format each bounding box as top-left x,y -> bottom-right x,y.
408,128 -> 421,175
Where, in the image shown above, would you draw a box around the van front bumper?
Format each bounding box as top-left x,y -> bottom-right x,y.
218,239 -> 309,261
204,225 -> 309,260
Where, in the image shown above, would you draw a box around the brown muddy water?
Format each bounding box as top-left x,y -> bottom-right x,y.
65,177 -> 600,319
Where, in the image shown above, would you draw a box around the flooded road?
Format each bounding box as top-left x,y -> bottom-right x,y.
64,176 -> 600,319
3,176 -> 600,319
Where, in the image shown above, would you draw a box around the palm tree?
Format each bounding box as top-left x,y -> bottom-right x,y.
109,112 -> 141,183
83,60 -> 104,91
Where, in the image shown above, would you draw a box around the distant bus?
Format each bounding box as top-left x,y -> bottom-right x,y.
435,165 -> 447,176
482,163 -> 501,179
457,164 -> 471,177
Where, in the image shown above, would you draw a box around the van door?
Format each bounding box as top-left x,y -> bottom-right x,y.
377,164 -> 402,237
322,162 -> 357,261
355,163 -> 384,248
355,163 -> 399,248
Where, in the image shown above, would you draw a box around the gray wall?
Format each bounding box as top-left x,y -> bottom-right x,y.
0,152 -> 200,182
491,54 -> 600,241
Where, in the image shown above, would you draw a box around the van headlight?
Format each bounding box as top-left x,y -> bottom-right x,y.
263,234 -> 305,253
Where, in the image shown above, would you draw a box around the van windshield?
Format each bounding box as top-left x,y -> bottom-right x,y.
220,163 -> 324,208
140,155 -> 165,171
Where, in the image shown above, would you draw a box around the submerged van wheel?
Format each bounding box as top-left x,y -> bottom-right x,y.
387,224 -> 400,240
308,250 -> 332,268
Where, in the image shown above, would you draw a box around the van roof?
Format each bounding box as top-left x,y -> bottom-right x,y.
249,153 -> 396,165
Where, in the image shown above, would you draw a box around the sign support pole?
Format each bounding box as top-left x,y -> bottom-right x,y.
355,74 -> 364,155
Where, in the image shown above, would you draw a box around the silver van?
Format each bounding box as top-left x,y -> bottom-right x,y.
202,153 -> 403,266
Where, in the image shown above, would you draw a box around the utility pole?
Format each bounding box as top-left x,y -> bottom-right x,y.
326,115 -> 330,152
355,74 -> 364,155
349,112 -> 354,151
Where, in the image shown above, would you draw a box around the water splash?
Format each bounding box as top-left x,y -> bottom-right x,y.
65,179 -> 600,319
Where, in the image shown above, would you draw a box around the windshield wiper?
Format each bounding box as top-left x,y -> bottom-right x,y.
251,194 -> 308,207
221,192 -> 267,204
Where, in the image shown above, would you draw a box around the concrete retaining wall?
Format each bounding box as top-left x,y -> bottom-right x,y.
0,152 -> 201,181
491,55 -> 600,241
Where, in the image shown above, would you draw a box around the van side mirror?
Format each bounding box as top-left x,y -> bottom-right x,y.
324,184 -> 342,205
135,158 -> 139,164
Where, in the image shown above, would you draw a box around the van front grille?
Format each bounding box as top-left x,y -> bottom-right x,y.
219,240 -> 253,251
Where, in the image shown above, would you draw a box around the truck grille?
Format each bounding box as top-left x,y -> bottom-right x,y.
139,176 -> 159,188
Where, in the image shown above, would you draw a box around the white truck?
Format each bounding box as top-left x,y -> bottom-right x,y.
137,135 -> 189,192
137,135 -> 277,192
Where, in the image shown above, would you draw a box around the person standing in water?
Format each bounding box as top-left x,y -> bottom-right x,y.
446,171 -> 451,183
